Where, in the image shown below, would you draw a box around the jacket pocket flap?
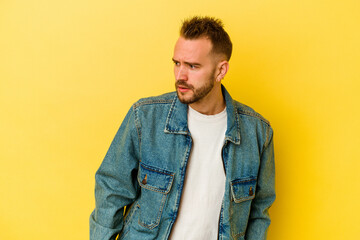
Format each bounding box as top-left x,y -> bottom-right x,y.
230,177 -> 257,203
138,163 -> 175,194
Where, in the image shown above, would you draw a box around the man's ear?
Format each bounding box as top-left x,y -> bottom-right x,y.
216,60 -> 229,82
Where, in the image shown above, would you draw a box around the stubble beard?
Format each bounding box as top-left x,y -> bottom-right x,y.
175,77 -> 215,104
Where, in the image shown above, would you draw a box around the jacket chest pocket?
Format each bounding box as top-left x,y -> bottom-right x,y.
137,162 -> 174,229
230,177 -> 257,203
229,177 -> 257,239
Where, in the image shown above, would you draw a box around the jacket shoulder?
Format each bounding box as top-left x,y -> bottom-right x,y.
233,100 -> 271,126
133,92 -> 176,108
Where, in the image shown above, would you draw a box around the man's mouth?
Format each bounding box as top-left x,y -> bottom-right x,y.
176,81 -> 192,93
177,85 -> 190,93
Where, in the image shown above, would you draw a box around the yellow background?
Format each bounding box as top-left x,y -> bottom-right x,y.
1,0 -> 359,239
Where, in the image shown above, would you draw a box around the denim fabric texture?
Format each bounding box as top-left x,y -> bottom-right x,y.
90,85 -> 276,240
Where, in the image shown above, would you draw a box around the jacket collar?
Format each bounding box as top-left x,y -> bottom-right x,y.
164,85 -> 241,145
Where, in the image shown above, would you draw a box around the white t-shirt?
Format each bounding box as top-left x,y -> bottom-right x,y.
169,106 -> 227,240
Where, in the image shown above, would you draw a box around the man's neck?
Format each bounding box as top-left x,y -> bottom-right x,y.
189,84 -> 226,115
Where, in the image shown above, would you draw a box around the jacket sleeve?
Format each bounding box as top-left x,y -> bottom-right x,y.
245,126 -> 276,240
90,105 -> 141,240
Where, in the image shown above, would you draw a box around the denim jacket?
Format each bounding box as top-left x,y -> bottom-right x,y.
90,85 -> 275,240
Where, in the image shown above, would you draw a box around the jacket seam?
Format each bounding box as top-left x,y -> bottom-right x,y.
233,231 -> 245,238
132,104 -> 142,154
134,99 -> 173,108
138,193 -> 167,229
261,125 -> 271,155
140,164 -> 175,176
237,110 -> 270,126
231,178 -> 257,185
137,179 -> 172,194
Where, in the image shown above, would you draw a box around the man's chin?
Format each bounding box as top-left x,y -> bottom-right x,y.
178,96 -> 197,104
176,92 -> 190,104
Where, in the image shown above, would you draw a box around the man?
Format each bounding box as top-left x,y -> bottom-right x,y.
90,16 -> 275,240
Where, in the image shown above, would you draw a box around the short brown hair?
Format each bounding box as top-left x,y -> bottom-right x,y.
180,16 -> 232,61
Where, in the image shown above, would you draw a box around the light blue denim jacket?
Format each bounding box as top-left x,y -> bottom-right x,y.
90,85 -> 275,240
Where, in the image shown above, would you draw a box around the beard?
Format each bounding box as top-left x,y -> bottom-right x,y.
175,77 -> 215,104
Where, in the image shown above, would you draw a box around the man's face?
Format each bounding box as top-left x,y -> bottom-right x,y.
172,37 -> 218,104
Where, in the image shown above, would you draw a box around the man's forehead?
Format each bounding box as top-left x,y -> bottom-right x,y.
173,37 -> 213,61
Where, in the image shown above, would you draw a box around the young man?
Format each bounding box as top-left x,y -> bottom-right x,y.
90,16 -> 275,240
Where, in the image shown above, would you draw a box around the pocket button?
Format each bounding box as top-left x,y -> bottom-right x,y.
249,187 -> 254,196
142,174 -> 148,185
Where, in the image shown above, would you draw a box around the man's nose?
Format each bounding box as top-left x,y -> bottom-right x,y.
175,66 -> 188,81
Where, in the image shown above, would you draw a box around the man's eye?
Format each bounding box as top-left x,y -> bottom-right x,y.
190,65 -> 196,69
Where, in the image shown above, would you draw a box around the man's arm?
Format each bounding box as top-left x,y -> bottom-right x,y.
90,105 -> 141,240
245,126 -> 276,240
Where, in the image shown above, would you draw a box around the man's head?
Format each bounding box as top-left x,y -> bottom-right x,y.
173,16 -> 232,107
180,16 -> 232,61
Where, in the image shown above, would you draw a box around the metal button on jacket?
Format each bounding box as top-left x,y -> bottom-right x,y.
249,187 -> 254,196
142,174 -> 147,185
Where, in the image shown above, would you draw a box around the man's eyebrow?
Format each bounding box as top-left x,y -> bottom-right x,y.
172,58 -> 201,66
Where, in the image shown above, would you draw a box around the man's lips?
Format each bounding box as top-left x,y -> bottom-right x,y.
177,85 -> 190,93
